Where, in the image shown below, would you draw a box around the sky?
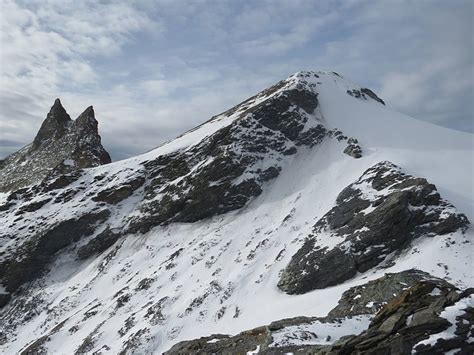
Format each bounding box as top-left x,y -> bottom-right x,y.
0,0 -> 472,161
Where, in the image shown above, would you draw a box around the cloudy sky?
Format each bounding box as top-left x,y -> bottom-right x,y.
1,0 -> 472,160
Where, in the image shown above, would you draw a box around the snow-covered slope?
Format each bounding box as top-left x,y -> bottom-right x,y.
0,71 -> 472,354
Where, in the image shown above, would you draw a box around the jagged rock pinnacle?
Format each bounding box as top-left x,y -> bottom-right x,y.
75,105 -> 99,135
82,106 -> 95,117
32,98 -> 71,149
0,99 -> 111,191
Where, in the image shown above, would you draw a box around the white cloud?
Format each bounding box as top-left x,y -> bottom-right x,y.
238,21 -> 317,56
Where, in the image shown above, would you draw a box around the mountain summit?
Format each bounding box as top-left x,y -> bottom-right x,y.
0,71 -> 472,354
0,99 -> 111,192
32,98 -> 71,149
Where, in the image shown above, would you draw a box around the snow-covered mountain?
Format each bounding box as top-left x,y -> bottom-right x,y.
0,71 -> 472,354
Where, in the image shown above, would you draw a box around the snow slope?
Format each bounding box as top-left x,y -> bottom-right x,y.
0,71 -> 472,354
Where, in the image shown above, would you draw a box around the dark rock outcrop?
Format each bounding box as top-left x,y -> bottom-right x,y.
343,143 -> 362,158
41,170 -> 83,192
327,269 -> 450,319
361,88 -> 386,105
333,282 -> 473,354
77,227 -> 122,260
165,327 -> 269,355
69,106 -> 111,167
278,161 -> 469,294
92,176 -> 145,205
346,88 -> 385,105
32,98 -> 71,149
0,209 -> 110,293
0,293 -> 11,308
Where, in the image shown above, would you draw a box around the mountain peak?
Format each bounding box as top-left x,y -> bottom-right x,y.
75,105 -> 98,132
81,105 -> 95,117
48,98 -> 68,119
283,70 -> 385,105
32,98 -> 71,149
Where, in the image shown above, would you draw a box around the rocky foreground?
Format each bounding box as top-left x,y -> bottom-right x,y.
167,272 -> 473,354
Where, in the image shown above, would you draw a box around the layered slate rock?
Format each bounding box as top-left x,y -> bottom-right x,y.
278,161 -> 469,294
0,99 -> 111,192
327,269 -> 450,319
165,273 -> 473,354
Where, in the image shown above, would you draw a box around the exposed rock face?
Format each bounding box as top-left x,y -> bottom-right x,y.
32,98 -> 71,149
92,176 -> 145,204
165,275 -> 473,355
164,327 -> 269,355
327,269 -> 450,319
278,161 -> 469,294
0,209 -> 110,293
76,227 -> 121,260
0,294 -> 10,308
0,99 -> 111,192
343,143 -> 362,158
